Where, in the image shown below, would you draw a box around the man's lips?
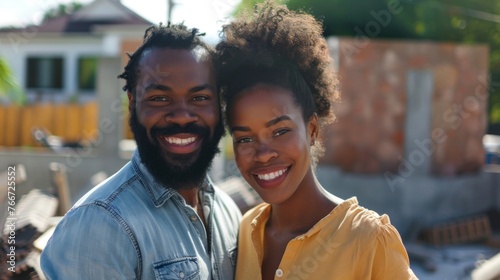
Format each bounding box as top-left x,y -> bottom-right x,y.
157,133 -> 201,154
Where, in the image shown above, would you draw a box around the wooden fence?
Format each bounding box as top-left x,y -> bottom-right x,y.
0,102 -> 133,148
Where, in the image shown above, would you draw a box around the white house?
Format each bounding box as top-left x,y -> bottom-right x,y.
0,0 -> 152,103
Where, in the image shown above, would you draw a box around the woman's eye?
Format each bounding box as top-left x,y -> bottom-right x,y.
236,137 -> 253,144
274,128 -> 290,137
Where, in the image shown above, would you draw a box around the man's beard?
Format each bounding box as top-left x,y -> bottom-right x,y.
129,107 -> 224,190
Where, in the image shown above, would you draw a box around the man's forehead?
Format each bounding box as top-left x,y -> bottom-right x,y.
135,47 -> 214,91
192,46 -> 211,62
139,47 -> 210,64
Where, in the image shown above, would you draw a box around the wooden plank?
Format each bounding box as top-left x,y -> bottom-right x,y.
51,104 -> 66,140
424,215 -> 492,246
19,105 -> 35,147
0,102 -> 103,147
64,104 -> 81,142
33,104 -> 54,148
81,102 -> 98,143
4,105 -> 21,146
0,105 -> 6,146
49,162 -> 71,216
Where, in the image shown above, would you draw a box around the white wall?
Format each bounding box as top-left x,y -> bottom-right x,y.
0,34 -> 105,102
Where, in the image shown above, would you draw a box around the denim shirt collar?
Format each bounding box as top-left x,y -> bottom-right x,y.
131,150 -> 214,208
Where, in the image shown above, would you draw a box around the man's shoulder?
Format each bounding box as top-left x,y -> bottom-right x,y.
72,161 -> 139,208
50,161 -> 151,240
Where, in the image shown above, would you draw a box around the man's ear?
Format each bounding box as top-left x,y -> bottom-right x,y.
127,92 -> 134,112
308,113 -> 319,146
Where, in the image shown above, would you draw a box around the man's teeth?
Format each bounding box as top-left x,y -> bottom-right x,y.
257,168 -> 287,181
165,137 -> 196,146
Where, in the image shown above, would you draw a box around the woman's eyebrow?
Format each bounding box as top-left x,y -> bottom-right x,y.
230,115 -> 291,133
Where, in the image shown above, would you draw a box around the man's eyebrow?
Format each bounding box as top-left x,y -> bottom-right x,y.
144,83 -> 171,92
143,83 -> 213,93
190,83 -> 213,93
230,115 -> 291,133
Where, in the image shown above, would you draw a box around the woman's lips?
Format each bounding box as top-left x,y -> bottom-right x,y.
252,167 -> 289,189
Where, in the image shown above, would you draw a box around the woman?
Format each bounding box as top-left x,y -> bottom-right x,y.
215,1 -> 417,279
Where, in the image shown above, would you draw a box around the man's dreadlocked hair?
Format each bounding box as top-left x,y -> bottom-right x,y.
118,22 -> 212,96
214,1 -> 339,126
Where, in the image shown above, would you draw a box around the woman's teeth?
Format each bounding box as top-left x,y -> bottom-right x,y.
257,168 -> 287,181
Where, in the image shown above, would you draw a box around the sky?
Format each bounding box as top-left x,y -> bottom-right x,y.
0,0 -> 241,44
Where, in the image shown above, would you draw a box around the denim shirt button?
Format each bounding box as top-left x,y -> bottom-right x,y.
179,271 -> 185,278
190,215 -> 197,221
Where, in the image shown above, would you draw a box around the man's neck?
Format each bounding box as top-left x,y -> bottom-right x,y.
176,188 -> 200,207
177,187 -> 208,228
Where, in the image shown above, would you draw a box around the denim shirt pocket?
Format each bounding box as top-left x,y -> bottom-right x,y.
153,257 -> 200,280
228,246 -> 238,267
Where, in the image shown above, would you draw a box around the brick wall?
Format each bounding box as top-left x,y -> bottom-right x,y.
320,38 -> 489,176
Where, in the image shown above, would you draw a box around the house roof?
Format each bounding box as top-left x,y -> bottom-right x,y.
0,0 -> 152,34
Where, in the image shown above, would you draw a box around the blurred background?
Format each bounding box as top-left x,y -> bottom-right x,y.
1,0 -> 500,279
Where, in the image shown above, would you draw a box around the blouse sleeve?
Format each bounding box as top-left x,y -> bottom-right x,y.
372,220 -> 419,280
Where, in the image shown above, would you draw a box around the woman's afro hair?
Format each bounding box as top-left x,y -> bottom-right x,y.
215,0 -> 339,123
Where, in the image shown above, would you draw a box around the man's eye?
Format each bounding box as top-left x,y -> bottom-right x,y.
274,128 -> 290,137
151,96 -> 168,101
193,95 -> 209,101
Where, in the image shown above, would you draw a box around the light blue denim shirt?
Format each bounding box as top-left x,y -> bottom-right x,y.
41,151 -> 241,280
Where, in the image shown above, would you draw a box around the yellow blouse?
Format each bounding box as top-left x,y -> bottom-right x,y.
235,197 -> 418,280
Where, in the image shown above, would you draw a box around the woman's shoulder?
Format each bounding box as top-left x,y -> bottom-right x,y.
238,202 -> 271,229
326,197 -> 397,238
241,202 -> 270,222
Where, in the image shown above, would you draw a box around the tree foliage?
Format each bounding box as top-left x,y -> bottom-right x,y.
0,58 -> 25,105
42,2 -> 84,22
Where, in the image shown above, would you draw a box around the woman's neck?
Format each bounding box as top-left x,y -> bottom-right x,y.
267,174 -> 339,235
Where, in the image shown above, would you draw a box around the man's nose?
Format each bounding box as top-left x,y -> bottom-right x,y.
165,102 -> 198,126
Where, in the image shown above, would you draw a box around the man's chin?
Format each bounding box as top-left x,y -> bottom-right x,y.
140,150 -> 207,190
161,150 -> 200,172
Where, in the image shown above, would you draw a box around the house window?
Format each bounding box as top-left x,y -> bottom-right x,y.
78,57 -> 97,91
26,57 -> 64,89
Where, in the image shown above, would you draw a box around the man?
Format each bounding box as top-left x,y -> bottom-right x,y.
41,23 -> 241,279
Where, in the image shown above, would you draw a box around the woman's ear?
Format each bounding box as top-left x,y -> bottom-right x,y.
308,113 -> 319,146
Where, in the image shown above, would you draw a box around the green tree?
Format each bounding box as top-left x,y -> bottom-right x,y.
0,58 -> 25,105
43,2 -> 84,21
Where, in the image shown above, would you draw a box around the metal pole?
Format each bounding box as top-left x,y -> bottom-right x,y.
167,0 -> 176,22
